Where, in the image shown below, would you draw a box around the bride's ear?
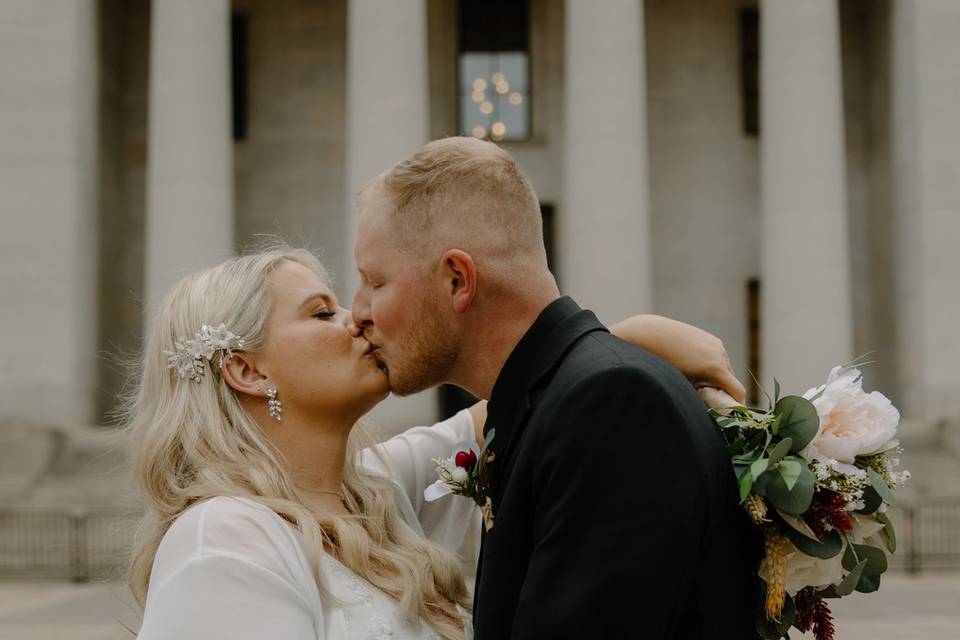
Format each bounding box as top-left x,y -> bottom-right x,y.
222,352 -> 269,398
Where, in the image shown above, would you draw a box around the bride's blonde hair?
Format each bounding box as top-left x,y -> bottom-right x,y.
124,243 -> 470,638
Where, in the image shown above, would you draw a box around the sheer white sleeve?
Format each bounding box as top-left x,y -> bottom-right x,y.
137,497 -> 322,640
359,408 -> 480,552
137,554 -> 319,640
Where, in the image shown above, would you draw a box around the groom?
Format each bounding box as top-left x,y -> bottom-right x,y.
351,137 -> 757,638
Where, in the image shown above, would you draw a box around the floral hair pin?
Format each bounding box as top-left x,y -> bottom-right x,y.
165,323 -> 245,383
424,430 -> 496,531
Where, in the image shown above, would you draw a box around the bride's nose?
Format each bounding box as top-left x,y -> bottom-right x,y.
338,306 -> 354,329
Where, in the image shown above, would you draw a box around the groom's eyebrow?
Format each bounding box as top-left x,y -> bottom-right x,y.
298,292 -> 336,311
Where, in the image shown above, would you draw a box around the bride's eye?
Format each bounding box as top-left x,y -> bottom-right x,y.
313,309 -> 336,320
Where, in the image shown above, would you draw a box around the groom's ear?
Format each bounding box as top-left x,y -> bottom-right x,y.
439,249 -> 477,314
222,352 -> 269,398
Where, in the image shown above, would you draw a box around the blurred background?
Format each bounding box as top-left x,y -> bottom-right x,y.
1,0 -> 958,638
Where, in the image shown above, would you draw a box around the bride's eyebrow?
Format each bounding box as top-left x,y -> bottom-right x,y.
298,292 -> 335,311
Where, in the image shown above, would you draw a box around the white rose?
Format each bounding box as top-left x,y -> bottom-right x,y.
800,366 -> 900,465
759,539 -> 846,596
451,467 -> 468,484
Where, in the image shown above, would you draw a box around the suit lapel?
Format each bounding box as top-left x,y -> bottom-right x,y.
485,307 -> 608,514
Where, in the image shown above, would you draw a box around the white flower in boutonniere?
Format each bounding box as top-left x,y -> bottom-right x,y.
424,430 -> 496,531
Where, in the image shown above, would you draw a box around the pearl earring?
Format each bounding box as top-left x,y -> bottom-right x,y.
266,386 -> 282,421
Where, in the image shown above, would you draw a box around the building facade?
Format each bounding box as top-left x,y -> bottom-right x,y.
2,0 -> 959,442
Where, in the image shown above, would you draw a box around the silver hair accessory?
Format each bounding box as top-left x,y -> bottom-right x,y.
165,324 -> 245,383
266,386 -> 282,421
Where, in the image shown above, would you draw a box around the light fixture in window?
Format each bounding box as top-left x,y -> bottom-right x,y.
491,122 -> 506,139
472,125 -> 487,138
459,52 -> 529,141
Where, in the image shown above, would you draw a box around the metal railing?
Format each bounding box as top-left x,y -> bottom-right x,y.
0,500 -> 958,581
0,509 -> 140,582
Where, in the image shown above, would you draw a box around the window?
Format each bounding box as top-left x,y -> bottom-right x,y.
457,0 -> 530,142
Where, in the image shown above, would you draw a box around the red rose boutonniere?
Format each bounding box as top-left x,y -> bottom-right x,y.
424,429 -> 496,530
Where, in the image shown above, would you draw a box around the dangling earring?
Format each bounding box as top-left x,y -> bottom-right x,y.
266,386 -> 282,421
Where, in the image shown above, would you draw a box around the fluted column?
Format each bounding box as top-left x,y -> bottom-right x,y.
560,0 -> 652,324
146,0 -> 233,312
0,0 -> 98,426
891,0 -> 960,422
345,0 -> 435,432
760,0 -> 853,391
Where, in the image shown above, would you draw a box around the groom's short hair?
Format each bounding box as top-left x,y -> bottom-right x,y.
366,137 -> 546,263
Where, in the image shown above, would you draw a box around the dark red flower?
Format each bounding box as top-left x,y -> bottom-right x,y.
804,491 -> 854,538
794,588 -> 816,633
455,450 -> 477,470
813,597 -> 835,640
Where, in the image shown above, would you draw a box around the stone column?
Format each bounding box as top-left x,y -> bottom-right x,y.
891,0 -> 960,423
345,0 -> 435,433
560,0 -> 652,324
0,1 -> 98,426
146,0 -> 233,312
760,0 -> 853,392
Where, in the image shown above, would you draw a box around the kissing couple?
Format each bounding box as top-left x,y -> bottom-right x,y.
130,137 -> 757,639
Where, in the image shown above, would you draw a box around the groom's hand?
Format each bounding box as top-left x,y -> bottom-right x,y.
609,314 -> 746,403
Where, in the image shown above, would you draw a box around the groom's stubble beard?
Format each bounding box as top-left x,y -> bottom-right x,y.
381,292 -> 461,397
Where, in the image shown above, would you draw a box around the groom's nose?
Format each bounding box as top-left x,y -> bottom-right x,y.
351,287 -> 371,331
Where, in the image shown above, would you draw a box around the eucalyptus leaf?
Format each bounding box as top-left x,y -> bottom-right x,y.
868,468 -> 896,504
857,486 -> 883,515
774,378 -> 782,404
768,438 -> 793,465
751,457 -> 770,481
773,396 -> 820,452
777,510 -> 820,540
763,464 -> 815,516
739,471 -> 754,503
752,469 -> 772,497
856,572 -> 882,593
876,512 -> 897,553
781,525 -> 843,560
818,585 -> 841,599
754,590 -> 796,639
842,541 -> 857,571
777,459 -> 804,491
852,543 -> 888,576
835,559 -> 868,596
726,436 -> 747,455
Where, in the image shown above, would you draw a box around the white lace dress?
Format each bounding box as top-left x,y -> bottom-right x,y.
137,409 -> 479,640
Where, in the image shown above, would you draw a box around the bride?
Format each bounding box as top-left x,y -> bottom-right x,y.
126,243 -> 744,639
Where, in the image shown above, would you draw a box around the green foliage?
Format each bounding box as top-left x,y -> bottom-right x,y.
876,512 -> 897,553
754,590 -> 796,640
781,525 -> 843,560
772,396 -> 820,452
760,464 -> 815,516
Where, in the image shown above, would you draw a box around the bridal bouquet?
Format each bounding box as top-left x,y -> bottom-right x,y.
703,365 -> 909,640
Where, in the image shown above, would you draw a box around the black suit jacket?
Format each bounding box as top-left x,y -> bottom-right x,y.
472,297 -> 758,639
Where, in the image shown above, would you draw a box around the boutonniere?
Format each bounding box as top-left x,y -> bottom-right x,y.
424,430 -> 497,531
